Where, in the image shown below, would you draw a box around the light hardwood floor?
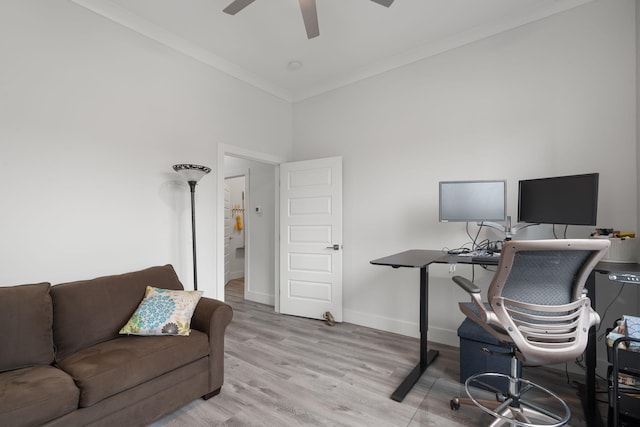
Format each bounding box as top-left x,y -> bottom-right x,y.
152,279 -> 608,426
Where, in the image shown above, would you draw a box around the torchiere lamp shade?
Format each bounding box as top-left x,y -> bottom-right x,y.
172,164 -> 211,183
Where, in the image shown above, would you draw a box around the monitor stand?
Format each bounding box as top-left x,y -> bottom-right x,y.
479,216 -> 538,240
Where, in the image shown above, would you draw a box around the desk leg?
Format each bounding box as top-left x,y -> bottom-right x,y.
577,272 -> 604,427
391,266 -> 439,402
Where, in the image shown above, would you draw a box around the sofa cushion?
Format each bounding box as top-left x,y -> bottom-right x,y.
51,265 -> 184,361
56,330 -> 209,408
120,286 -> 203,336
0,282 -> 54,372
0,365 -> 79,426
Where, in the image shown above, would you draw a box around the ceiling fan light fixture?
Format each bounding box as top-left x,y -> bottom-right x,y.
223,0 -> 394,39
299,0 -> 319,39
287,60 -> 303,71
370,0 -> 394,7
223,0 -> 256,15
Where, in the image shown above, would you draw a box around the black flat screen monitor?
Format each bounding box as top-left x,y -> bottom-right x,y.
439,180 -> 506,223
517,173 -> 599,225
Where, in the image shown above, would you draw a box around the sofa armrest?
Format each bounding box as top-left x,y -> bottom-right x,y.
191,297 -> 233,394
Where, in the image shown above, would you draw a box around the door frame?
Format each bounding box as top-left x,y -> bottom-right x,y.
216,143 -> 286,308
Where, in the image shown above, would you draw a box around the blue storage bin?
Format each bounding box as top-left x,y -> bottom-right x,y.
457,318 -> 519,390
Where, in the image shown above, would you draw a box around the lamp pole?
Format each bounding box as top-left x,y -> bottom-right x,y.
188,180 -> 198,290
173,164 -> 211,291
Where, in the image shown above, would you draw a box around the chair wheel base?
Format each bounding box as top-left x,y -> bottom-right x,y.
450,396 -> 461,411
464,373 -> 571,427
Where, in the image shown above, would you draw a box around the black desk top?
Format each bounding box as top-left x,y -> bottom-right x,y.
594,261 -> 640,275
370,249 -> 445,268
371,249 -> 640,275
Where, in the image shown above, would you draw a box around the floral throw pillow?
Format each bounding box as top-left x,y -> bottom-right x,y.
119,286 -> 203,336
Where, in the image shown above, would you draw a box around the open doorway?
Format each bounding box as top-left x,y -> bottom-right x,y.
216,145 -> 343,320
216,144 -> 286,309
224,175 -> 246,299
222,153 -> 278,306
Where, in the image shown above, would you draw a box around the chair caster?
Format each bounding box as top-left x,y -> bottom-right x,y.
450,396 -> 461,411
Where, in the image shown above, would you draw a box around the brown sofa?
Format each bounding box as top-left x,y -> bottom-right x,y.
0,265 -> 233,427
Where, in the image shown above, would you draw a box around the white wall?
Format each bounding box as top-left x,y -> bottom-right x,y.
224,156 -> 276,305
0,0 -> 292,299
292,0 -> 638,372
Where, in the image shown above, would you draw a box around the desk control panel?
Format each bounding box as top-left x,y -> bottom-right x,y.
608,273 -> 640,284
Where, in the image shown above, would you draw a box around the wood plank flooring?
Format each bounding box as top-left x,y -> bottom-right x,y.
152,279 -> 609,426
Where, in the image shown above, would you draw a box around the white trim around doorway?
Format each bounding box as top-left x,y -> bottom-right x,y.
216,143 -> 287,312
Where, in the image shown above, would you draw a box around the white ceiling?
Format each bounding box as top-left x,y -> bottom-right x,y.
73,0 -> 592,102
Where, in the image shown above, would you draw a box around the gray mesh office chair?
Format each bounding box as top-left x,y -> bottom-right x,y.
450,239 -> 610,427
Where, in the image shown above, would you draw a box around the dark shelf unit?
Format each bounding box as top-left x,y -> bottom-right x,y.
608,336 -> 640,427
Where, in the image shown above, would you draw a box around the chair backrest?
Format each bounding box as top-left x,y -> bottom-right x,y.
486,239 -> 610,365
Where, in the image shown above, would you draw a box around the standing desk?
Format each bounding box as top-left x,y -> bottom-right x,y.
371,249 -> 640,427
370,250 -> 445,402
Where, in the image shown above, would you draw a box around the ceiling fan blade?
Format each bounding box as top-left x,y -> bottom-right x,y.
370,0 -> 394,7
223,0 -> 256,15
299,0 -> 319,39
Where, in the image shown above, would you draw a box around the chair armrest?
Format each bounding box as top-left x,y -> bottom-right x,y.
191,297 -> 233,393
454,276 -> 492,328
452,276 -> 481,294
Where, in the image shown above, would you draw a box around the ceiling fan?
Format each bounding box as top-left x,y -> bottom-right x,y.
223,0 -> 395,39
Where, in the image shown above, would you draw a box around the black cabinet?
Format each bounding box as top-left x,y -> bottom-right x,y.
608,336 -> 640,427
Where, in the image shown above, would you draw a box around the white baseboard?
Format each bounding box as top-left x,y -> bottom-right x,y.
245,290 -> 274,306
343,309 -> 611,379
428,327 -> 460,348
343,308 -> 460,347
228,271 -> 244,281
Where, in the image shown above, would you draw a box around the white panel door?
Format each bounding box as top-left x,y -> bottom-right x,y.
224,181 -> 232,285
280,157 -> 342,321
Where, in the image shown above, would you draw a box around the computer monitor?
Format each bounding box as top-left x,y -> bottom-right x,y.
517,173 -> 599,226
439,180 -> 507,223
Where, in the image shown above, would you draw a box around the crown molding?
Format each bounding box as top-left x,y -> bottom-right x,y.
72,0 -> 592,104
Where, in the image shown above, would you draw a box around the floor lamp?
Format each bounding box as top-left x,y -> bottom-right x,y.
173,164 -> 211,291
